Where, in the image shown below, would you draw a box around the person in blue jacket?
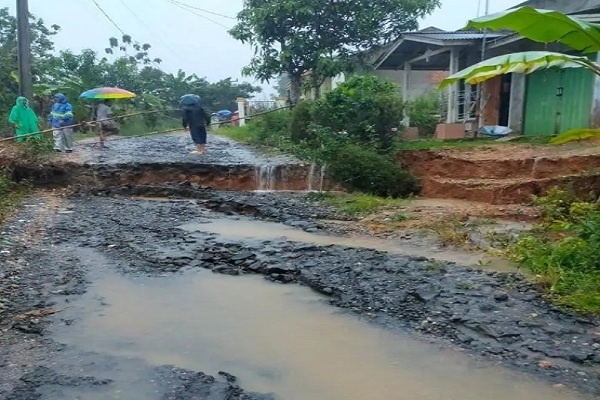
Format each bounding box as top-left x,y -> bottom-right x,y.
49,93 -> 75,153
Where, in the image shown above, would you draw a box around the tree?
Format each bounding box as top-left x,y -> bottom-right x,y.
0,7 -> 59,126
229,0 -> 440,103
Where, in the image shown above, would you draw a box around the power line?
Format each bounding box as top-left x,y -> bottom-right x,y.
91,0 -> 126,35
166,0 -> 232,30
117,0 -> 182,59
169,0 -> 236,20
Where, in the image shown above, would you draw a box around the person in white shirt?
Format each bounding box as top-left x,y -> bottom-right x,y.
96,100 -> 119,148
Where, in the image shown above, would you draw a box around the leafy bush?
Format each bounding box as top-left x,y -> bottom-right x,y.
311,75 -> 404,150
327,144 -> 419,197
304,125 -> 419,197
406,92 -> 441,137
508,188 -> 600,312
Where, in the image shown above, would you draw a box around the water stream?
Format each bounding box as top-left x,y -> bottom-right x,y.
256,165 -> 277,191
51,249 -> 585,400
180,217 -> 519,272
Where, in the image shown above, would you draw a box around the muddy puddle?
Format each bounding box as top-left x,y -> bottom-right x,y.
180,217 -> 518,272
51,249 -> 585,400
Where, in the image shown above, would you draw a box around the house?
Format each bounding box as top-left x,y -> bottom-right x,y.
372,0 -> 600,138
301,29 -> 450,101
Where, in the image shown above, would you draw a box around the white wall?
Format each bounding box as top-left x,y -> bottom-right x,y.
375,70 -> 443,100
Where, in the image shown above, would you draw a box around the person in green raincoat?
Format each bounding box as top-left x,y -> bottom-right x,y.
8,96 -> 41,142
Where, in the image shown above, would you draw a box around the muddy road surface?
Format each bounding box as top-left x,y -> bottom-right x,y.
0,133 -> 599,399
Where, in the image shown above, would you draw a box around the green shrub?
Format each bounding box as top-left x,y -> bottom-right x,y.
406,92 -> 441,137
304,125 -> 418,198
327,143 -> 419,197
312,76 -> 404,150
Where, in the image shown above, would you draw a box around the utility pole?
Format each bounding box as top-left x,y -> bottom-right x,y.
16,0 -> 33,100
480,0 -> 490,61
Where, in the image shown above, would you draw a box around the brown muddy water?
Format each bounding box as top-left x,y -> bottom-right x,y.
51,252 -> 586,400
180,217 -> 518,272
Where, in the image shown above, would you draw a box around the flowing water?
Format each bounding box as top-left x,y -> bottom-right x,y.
180,217 -> 519,272
256,165 -> 277,191
307,163 -> 326,192
52,249 -> 586,400
254,163 -> 325,192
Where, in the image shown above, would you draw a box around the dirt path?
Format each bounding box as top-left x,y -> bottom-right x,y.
0,134 -> 599,399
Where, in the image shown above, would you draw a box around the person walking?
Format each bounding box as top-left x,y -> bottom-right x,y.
8,96 -> 41,142
49,93 -> 75,153
181,97 -> 211,154
96,99 -> 120,148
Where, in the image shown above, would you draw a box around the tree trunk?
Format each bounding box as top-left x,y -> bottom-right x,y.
288,73 -> 302,104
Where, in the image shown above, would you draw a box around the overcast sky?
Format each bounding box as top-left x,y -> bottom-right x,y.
2,0 -> 523,96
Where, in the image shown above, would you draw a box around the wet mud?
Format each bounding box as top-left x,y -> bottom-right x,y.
0,188 -> 598,399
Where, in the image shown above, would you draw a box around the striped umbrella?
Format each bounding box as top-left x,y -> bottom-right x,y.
80,87 -> 136,99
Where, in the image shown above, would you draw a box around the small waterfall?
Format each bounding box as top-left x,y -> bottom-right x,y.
307,163 -> 316,191
256,165 -> 276,191
318,163 -> 326,192
531,157 -> 543,177
307,163 -> 326,192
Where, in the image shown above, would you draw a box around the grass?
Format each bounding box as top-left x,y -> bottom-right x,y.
504,188 -> 600,313
217,125 -> 254,143
311,192 -> 407,215
396,135 -> 551,151
424,216 -> 472,247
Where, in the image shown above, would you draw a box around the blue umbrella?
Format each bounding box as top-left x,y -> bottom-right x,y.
178,94 -> 201,110
216,110 -> 232,118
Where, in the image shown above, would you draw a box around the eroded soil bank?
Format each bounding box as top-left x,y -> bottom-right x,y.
398,143 -> 600,204
0,187 -> 598,399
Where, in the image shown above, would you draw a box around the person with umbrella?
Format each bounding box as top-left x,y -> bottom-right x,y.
8,96 -> 41,142
96,99 -> 120,148
180,94 -> 211,154
49,93 -> 75,153
79,87 -> 135,148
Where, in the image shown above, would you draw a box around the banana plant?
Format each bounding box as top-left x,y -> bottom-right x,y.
465,6 -> 600,54
439,51 -> 598,89
550,129 -> 600,145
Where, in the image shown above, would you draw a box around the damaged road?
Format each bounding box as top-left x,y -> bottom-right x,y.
0,186 -> 597,399
0,133 -> 599,399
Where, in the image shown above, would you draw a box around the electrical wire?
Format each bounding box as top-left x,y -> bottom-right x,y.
117,0 -> 183,59
166,0 -> 232,30
91,0 -> 126,35
169,0 -> 236,20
